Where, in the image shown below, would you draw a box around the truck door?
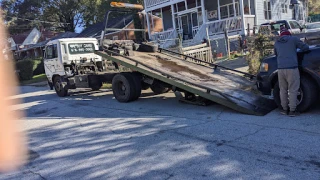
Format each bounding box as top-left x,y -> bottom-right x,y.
44,44 -> 61,82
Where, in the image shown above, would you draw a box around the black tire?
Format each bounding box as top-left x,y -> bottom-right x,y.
48,80 -> 54,90
273,76 -> 318,112
91,85 -> 102,91
53,76 -> 68,97
89,76 -> 102,91
150,81 -> 170,95
141,83 -> 150,90
123,73 -> 142,101
112,73 -> 136,102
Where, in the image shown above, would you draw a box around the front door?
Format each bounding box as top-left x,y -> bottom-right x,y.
177,11 -> 199,40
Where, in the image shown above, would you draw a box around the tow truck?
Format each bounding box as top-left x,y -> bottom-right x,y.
44,2 -> 277,116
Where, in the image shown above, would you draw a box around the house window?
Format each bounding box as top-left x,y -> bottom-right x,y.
264,1 -> 272,20
45,44 -> 58,59
220,3 -> 239,19
281,4 -> 288,13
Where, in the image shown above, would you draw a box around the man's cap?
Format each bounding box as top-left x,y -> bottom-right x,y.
280,26 -> 291,36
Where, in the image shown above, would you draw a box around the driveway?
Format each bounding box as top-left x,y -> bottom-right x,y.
1,86 -> 320,180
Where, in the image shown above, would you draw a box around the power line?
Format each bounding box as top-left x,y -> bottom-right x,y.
6,15 -> 71,25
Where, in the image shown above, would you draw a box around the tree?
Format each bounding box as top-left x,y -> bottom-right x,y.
308,0 -> 320,16
42,0 -> 84,32
1,0 -> 47,34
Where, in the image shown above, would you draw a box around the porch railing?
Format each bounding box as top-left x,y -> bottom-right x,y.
160,30 -> 178,49
150,29 -> 174,41
206,17 -> 242,36
184,17 -> 243,47
182,43 -> 214,63
145,0 -> 170,9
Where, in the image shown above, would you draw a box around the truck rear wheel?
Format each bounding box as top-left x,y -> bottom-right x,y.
112,73 -> 141,102
150,81 -> 170,95
53,76 -> 69,97
129,73 -> 142,100
273,76 -> 318,112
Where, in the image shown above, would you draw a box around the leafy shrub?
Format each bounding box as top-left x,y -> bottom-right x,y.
33,58 -> 45,75
245,34 -> 275,74
16,59 -> 35,81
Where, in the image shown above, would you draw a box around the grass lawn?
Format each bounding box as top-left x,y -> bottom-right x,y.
101,83 -> 112,89
21,74 -> 47,85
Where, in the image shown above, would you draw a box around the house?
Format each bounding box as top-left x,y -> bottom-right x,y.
143,0 -> 308,48
78,11 -> 163,43
14,32 -> 78,59
9,27 -> 56,58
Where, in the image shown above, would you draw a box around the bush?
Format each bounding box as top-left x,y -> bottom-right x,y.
245,34 -> 275,74
16,59 -> 35,81
33,58 -> 45,75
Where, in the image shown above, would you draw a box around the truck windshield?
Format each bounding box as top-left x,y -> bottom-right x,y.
68,43 -> 94,54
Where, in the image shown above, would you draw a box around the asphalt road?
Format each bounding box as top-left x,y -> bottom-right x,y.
1,86 -> 320,180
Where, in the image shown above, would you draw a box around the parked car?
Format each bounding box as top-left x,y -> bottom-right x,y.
305,22 -> 320,33
260,20 -> 305,35
256,45 -> 320,112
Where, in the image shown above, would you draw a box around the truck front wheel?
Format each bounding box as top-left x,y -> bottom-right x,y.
273,76 -> 318,112
53,76 -> 69,97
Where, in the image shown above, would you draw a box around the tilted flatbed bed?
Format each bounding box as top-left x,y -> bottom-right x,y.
95,49 -> 276,116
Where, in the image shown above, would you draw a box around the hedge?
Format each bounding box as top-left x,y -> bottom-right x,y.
16,59 -> 35,81
16,58 -> 45,81
33,59 -> 45,75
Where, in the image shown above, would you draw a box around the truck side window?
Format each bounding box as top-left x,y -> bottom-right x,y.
53,44 -> 58,58
289,21 -> 300,29
62,44 -> 67,54
46,44 -> 58,59
46,45 -> 54,59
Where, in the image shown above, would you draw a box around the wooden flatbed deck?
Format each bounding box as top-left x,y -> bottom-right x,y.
95,50 -> 276,115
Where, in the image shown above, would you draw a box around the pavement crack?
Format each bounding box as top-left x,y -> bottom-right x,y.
27,170 -> 47,180
230,127 -> 265,142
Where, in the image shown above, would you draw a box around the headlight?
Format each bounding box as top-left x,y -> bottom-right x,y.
260,63 -> 269,72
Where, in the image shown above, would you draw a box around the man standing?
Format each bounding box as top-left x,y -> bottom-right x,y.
274,27 -> 309,117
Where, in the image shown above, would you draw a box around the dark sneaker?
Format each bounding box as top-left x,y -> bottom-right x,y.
288,111 -> 300,117
280,109 -> 288,115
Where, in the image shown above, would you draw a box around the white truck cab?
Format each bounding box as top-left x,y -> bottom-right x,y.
44,38 -> 101,82
44,38 -> 109,96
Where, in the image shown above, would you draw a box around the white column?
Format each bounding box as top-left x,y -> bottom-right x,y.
248,0 -> 251,15
151,11 -> 155,31
171,4 -> 176,31
254,0 -> 257,25
233,0 -> 236,17
218,0 -> 221,20
201,0 -> 206,23
239,0 -> 246,35
161,8 -> 164,32
146,12 -> 152,40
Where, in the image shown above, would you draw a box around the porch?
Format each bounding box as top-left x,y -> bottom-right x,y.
145,0 -> 256,47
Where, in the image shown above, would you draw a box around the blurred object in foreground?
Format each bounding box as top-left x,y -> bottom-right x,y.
0,16 -> 27,172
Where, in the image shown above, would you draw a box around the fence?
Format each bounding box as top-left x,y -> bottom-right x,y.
308,14 -> 320,23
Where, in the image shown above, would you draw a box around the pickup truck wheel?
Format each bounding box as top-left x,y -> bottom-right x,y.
273,76 -> 318,112
112,73 -> 136,102
54,76 -> 68,97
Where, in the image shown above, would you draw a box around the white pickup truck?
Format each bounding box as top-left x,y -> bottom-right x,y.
44,38 -> 107,96
260,20 -> 305,35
